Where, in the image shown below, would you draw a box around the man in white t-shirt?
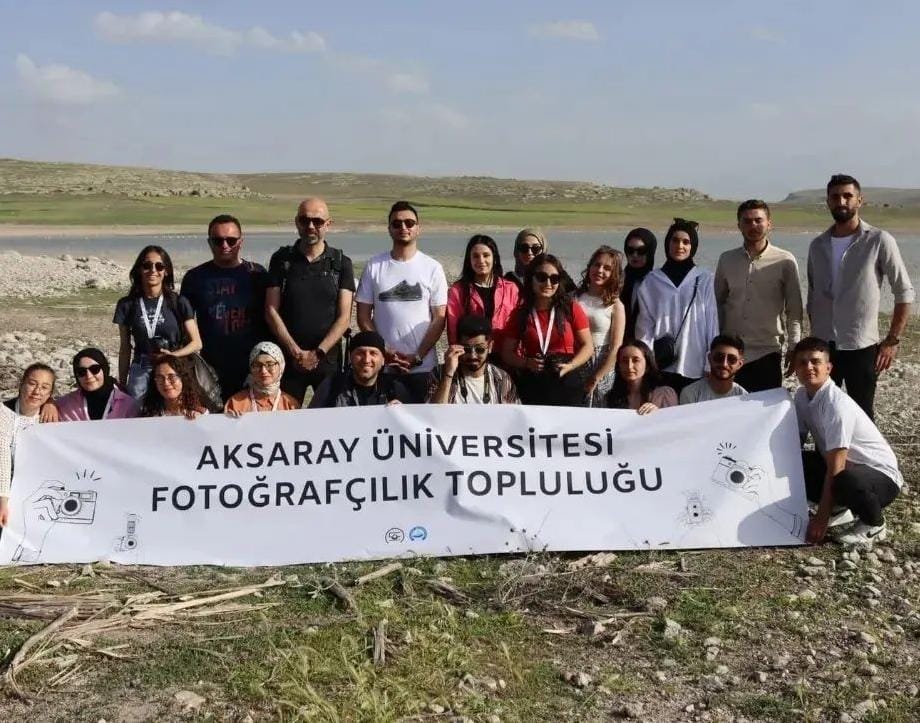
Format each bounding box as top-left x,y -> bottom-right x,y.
679,334 -> 747,404
793,337 -> 902,548
356,201 -> 448,402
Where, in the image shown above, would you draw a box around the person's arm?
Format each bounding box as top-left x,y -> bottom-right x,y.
559,327 -> 594,376
0,413 -> 12,527
713,256 -> 729,329
306,288 -> 354,370
356,302 -> 376,332
168,318 -> 203,358
586,301 -> 625,393
783,257 -> 805,374
500,317 -> 544,373
265,286 -> 303,359
445,284 -> 462,345
806,447 -> 847,544
415,305 -> 447,362
877,302 -> 911,373
430,346 -> 462,403
117,324 -> 132,385
634,286 -> 655,348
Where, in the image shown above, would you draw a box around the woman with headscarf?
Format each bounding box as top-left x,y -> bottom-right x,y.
504,228 -> 547,290
224,341 -> 301,415
620,228 -> 658,339
55,349 -> 140,421
635,219 -> 719,394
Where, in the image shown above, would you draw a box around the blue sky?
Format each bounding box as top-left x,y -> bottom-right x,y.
2,1 -> 919,199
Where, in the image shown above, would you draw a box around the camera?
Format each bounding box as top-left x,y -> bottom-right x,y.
54,490 -> 97,524
711,455 -> 760,492
542,353 -> 572,378
149,336 -> 173,353
114,514 -> 140,552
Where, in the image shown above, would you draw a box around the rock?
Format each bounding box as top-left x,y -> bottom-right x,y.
753,671 -> 768,683
703,636 -> 722,648
653,670 -> 667,682
908,684 -> 918,697
840,560 -> 858,571
611,702 -> 644,718
644,596 -> 668,612
857,632 -> 877,646
562,671 -> 593,688
715,665 -> 729,675
80,564 -> 95,577
851,699 -> 877,719
771,653 -> 791,670
577,620 -> 606,637
805,556 -> 825,566
173,690 -> 206,711
465,609 -> 480,619
699,674 -> 725,692
662,618 -> 682,640
799,589 -> 818,601
857,662 -> 878,677
427,702 -> 445,714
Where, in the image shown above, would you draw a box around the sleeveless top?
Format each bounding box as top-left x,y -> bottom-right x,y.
576,292 -> 616,349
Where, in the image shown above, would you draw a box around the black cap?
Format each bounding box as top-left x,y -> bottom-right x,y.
349,331 -> 386,355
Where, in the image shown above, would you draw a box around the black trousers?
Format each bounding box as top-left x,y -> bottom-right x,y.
378,371 -> 430,404
801,450 -> 899,526
516,370 -> 585,406
829,343 -> 877,420
735,351 -> 782,392
281,355 -> 339,406
660,372 -> 697,396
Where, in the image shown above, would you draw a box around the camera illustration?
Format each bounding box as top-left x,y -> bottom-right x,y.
54,490 -> 98,524
114,513 -> 140,552
711,455 -> 763,495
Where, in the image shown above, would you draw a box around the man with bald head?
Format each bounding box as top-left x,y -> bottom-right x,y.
265,198 -> 356,403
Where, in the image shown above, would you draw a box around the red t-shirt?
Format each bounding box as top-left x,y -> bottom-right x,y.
503,301 -> 589,356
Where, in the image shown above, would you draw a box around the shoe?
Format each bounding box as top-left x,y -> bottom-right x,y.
834,522 -> 888,549
807,504 -> 855,528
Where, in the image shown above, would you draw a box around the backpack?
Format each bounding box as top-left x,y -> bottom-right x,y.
274,244 -> 344,297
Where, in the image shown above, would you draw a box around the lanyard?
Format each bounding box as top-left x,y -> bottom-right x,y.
138,296 -> 164,339
457,367 -> 492,404
82,390 -> 116,421
531,308 -> 555,356
250,389 -> 281,412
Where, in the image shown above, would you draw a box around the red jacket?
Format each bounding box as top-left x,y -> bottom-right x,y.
446,278 -> 520,345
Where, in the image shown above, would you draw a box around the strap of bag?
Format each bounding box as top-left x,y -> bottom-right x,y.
674,277 -> 700,342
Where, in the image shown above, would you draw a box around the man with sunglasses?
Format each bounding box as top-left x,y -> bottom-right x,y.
180,214 -> 269,400
265,198 -> 356,405
679,335 -> 747,404
356,201 -> 448,403
714,200 -> 803,393
427,315 -> 519,404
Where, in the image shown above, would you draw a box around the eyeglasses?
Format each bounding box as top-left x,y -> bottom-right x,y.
625,246 -> 648,257
154,373 -> 180,385
141,261 -> 166,272
461,343 -> 490,356
209,236 -> 241,248
516,243 -> 542,255
296,216 -> 328,228
389,219 -> 418,229
76,364 -> 103,378
24,379 -> 53,393
711,352 -> 740,364
251,361 -> 280,372
533,271 -> 561,285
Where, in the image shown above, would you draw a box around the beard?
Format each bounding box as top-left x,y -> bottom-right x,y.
830,207 -> 856,223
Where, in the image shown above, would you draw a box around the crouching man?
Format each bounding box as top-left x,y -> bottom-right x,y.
427,315 -> 520,404
793,337 -> 902,547
309,331 -> 412,407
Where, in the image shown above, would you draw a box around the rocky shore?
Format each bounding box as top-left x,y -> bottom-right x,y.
0,251 -> 128,298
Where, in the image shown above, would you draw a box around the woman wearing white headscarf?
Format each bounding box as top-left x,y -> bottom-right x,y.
224,342 -> 301,415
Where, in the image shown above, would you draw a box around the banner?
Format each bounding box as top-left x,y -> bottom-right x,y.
0,389 -> 807,566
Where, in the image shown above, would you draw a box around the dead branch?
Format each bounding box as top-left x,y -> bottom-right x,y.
2,605 -> 79,701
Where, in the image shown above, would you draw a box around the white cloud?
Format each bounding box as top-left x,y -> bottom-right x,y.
94,11 -> 325,55
386,72 -> 429,94
528,20 -> 599,42
15,54 -> 120,105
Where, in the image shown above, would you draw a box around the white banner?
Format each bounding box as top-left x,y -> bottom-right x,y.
0,390 -> 807,566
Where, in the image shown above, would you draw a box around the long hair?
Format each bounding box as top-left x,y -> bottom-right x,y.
128,245 -> 178,301
519,253 -> 572,336
142,357 -> 204,417
607,339 -> 662,408
459,234 -> 503,284
578,245 -> 624,306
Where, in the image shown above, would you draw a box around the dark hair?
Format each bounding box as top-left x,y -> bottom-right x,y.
736,199 -> 771,221
607,339 -> 663,408
128,245 -> 178,301
456,314 -> 493,341
793,336 -> 831,359
460,234 -> 503,283
519,253 -> 572,336
207,214 -> 242,237
578,245 -> 623,306
827,174 -> 861,193
663,218 -> 700,259
388,200 -> 419,222
142,357 -> 205,417
19,363 -> 56,386
710,334 -> 745,354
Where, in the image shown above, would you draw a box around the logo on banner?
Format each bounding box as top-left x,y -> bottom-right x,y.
408,525 -> 428,542
384,527 -> 405,543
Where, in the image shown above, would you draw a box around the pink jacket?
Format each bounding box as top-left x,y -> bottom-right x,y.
447,278 -> 520,345
56,388 -> 139,421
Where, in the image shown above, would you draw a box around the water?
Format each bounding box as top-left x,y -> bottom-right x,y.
2,229 -> 917,311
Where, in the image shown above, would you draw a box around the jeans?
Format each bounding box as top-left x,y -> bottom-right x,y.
126,357 -> 153,402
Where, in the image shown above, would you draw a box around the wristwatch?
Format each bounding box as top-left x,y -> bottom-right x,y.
883,335 -> 900,346
410,353 -> 423,368
315,347 -> 327,360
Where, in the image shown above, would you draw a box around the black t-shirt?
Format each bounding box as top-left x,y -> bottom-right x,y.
180,260 -> 269,370
113,294 -> 195,361
267,243 -> 355,353
472,284 -> 496,322
309,372 -> 411,408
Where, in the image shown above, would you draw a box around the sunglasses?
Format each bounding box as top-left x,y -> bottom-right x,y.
76,364 -> 103,378
209,235 -> 241,248
389,218 -> 418,229
533,271 -> 561,285
625,246 -> 648,256
711,352 -> 740,364
296,215 -> 328,228
461,343 -> 490,356
516,243 -> 542,255
141,261 -> 166,272
251,361 -> 280,372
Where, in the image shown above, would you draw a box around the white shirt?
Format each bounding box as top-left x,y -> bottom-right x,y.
679,378 -> 746,404
795,378 -> 902,487
576,292 -> 615,349
830,234 -> 854,295
457,374 -> 486,404
635,266 -> 720,378
356,250 -> 448,373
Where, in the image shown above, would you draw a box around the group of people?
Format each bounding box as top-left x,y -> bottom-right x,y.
0,174 -> 913,550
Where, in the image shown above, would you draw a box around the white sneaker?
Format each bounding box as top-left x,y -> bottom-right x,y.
807,504 -> 855,528
834,522 -> 888,549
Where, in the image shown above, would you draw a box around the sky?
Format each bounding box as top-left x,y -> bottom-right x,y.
2,1 -> 920,200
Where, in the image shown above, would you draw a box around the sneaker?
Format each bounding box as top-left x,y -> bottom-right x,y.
834,522 -> 888,549
807,504 -> 855,528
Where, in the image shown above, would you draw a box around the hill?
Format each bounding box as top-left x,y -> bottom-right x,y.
781,187 -> 920,208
